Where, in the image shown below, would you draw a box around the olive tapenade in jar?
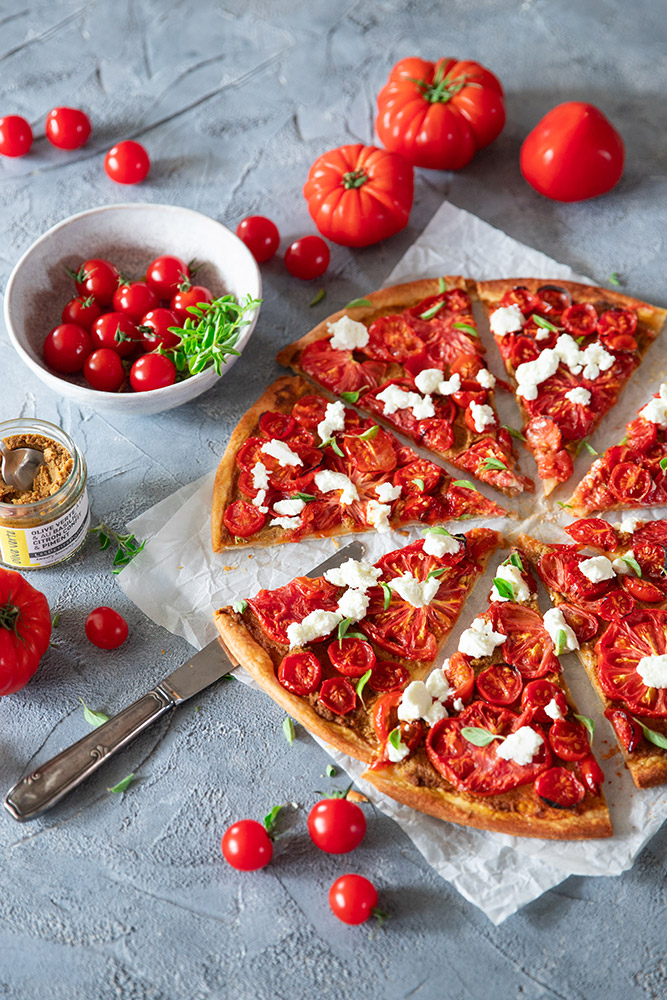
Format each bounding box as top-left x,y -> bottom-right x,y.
0,419 -> 89,569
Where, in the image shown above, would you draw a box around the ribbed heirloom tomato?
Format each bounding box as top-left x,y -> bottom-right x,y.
303,143 -> 413,247
0,568 -> 51,696
375,57 -> 505,170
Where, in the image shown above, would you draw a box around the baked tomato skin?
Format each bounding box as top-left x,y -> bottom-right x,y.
534,766 -> 586,808
303,143 -> 413,247
604,707 -> 643,752
565,518 -> 619,552
277,651 -> 321,696
596,610 -> 667,717
520,101 -> 624,202
375,57 -> 505,170
489,603 -> 560,679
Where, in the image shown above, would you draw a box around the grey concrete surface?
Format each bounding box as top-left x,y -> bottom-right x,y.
0,1 -> 665,998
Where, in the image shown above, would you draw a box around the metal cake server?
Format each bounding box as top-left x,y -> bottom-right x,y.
4,540 -> 365,821
0,439 -> 45,492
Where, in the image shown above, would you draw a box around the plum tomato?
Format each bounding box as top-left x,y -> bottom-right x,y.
171,284 -> 213,323
113,281 -> 159,322
43,324 -> 92,374
90,312 -> 139,357
83,348 -> 125,392
222,819 -> 273,871
308,797 -> 366,854
129,353 -> 176,392
72,258 -> 119,306
236,215 -> 280,263
45,107 -> 91,149
146,255 -> 189,299
138,308 -> 181,350
85,606 -> 129,649
0,115 -> 32,157
61,295 -> 101,331
284,235 -> 330,280
104,140 -> 150,184
329,874 -> 379,925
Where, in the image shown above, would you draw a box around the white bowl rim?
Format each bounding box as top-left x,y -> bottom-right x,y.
3,201 -> 262,403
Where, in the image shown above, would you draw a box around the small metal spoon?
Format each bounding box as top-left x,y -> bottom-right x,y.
0,439 -> 45,492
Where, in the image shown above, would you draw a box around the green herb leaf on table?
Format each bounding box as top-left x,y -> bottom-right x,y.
79,698 -> 109,728
90,523 -> 146,574
109,773 -> 134,794
165,293 -> 261,377
503,425 -> 526,441
557,501 -> 573,510
264,804 -> 282,834
492,577 -> 515,601
574,713 -> 595,747
326,764 -> 336,777
345,297 -> 372,310
634,717 -> 667,749
452,321 -> 478,337
355,669 -> 373,707
282,717 -> 295,746
309,288 -> 326,307
461,726 -> 503,747
52,611 -> 60,628
451,480 -> 479,492
609,272 -> 621,287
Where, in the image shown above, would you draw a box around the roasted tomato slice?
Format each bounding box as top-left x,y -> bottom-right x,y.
534,766 -> 586,808
301,339 -> 387,394
223,500 -> 266,538
522,369 -> 596,442
295,498 -> 344,537
318,677 -> 357,715
547,719 -> 591,761
524,415 -> 562,454
499,287 -> 540,314
633,540 -> 667,578
259,411 -> 296,440
404,288 -> 472,320
565,518 -> 619,552
625,417 -> 657,455
577,755 -> 605,796
393,459 -> 442,494
399,493 -> 448,524
558,603 -> 599,643
248,576 -> 340,645
536,285 -> 571,315
620,576 -> 667,604
450,352 -> 485,380
608,463 -> 652,503
506,335 -> 541,369
475,664 -> 523,706
366,314 -> 426,365
342,427 -> 397,473
561,302 -> 598,336
369,660 -> 409,692
521,679 -> 567,724
277,651 -> 322,695
327,637 -> 376,678
535,448 -> 574,483
444,651 -> 475,703
599,590 -> 636,622
372,690 -> 402,740
597,307 -> 637,344
420,418 -> 454,454
603,707 -> 643,752
361,379 -> 421,442
596,610 -> 667,716
290,394 -> 332,433
489,603 -> 560,678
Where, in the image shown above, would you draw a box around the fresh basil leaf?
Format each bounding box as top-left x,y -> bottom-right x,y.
427,566 -> 448,581
634,718 -> 667,749
331,439 -> 344,457
291,492 -> 317,502
340,390 -> 361,404
355,669 -> 373,706
423,526 -> 451,536
451,479 -> 479,492
232,599 -> 247,614
461,726 -> 502,747
574,713 -> 595,747
452,321 -> 478,337
412,477 -> 425,491
79,698 -> 109,728
359,424 -> 379,441
337,618 -> 366,645
309,288 -> 326,307
508,552 -> 524,571
482,457 -> 508,472
52,611 -> 60,628
620,553 -> 642,577
388,727 -> 403,751
282,717 -> 295,746
557,501 -> 573,510
264,804 -> 282,833
609,272 -> 621,287
503,425 -> 526,441
555,628 -> 567,656
492,577 -> 515,601
381,582 -> 393,611
660,457 -> 667,472
345,297 -> 372,309
420,300 -> 447,320
109,773 -> 134,794
326,764 -> 336,777
532,314 -> 559,332
438,277 -> 446,293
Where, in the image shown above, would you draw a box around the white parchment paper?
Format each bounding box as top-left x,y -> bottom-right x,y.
119,202 -> 667,924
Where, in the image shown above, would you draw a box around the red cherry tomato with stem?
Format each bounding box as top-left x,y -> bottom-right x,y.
171,285 -> 213,323
61,295 -> 101,331
221,819 -> 273,871
104,140 -> 150,184
71,258 -> 119,306
45,107 -> 91,149
236,215 -> 280,263
85,607 -> 128,649
43,324 -> 92,374
0,116 -> 32,157
145,256 -> 190,299
284,236 -> 330,280
130,353 -> 176,392
90,313 -> 139,357
329,874 -> 380,925
113,281 -> 159,323
308,797 -> 366,854
83,349 -> 125,392
138,308 -> 181,350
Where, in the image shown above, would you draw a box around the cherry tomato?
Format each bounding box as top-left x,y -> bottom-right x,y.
61,295 -> 101,331
43,324 -> 92,374
475,663 -> 522,706
534,766 -> 586,808
548,719 -> 591,762
329,874 -> 378,925
221,819 -> 272,871
259,412 -> 296,440
85,606 -> 128,649
578,756 -> 605,796
113,281 -> 159,323
520,102 -> 624,202
171,284 -> 213,323
72,258 -> 119,306
104,140 -> 150,184
308,798 -> 366,854
328,637 -> 376,678
318,676 -> 357,715
45,107 -> 91,149
236,215 -> 280,263
223,499 -> 266,538
145,255 -> 189,299
284,236 -> 330,280
90,312 -> 139,357
369,659 -> 409,692
604,707 -> 643,752
129,353 -> 176,392
0,115 -> 32,157
277,651 -> 321,695
83,349 -> 125,392
138,308 -> 181,350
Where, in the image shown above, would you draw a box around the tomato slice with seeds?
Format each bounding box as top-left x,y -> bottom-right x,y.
548,719 -> 591,761
301,340 -> 388,393
577,756 -> 604,796
223,500 -> 266,538
444,652 -> 475,703
393,459 -> 442,494
596,610 -> 667,716
489,603 -> 560,678
499,287 -> 540,314
318,677 -> 357,715
420,419 -> 454,454
372,690 -> 402,740
369,660 -> 409,692
597,308 -> 637,339
248,577 -> 340,645
633,540 -> 667,578
341,427 -> 397,473
277,651 -> 322,695
561,302 -> 598,336
521,680 -> 567,724
399,493 -> 447,524
404,289 -> 472,320
603,707 -> 643,752
536,285 -> 571,315
361,379 -> 421,441
558,603 -> 599,643
295,499 -> 344,537
450,353 -> 484,380
625,417 -> 657,455
620,576 -> 667,603
366,314 -> 427,365
475,664 -> 522,706
535,449 -> 574,483
327,637 -> 376,678
523,369 -> 596,442
525,415 -> 562,454
290,394 -> 331,433
259,411 -> 296,439
534,767 -> 586,808
565,518 -> 619,552
608,463 -> 652,502
599,590 -> 636,622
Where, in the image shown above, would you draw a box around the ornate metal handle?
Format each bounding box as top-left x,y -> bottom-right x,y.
4,687 -> 175,821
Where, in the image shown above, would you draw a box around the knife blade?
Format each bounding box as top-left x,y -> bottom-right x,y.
4,539 -> 366,821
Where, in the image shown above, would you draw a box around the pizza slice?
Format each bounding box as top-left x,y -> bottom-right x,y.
276,277 -> 533,497
520,523 -> 667,789
569,380 -> 667,515
214,527 -> 501,764
212,375 -> 507,552
361,547 -> 612,840
476,279 -> 666,497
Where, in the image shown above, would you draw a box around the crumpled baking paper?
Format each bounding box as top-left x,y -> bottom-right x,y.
119,201 -> 667,924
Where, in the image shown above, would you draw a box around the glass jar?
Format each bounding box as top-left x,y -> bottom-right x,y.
0,418 -> 89,569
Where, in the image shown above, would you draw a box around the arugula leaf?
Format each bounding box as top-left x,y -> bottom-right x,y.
355,669 -> 373,707
359,424 -> 379,441
451,480 -> 479,492
492,577 -> 514,601
90,522 -> 146,574
412,477 -> 425,491
461,726 -> 503,747
555,628 -> 568,656
232,599 -> 248,614
574,713 -> 595,748
481,457 -> 508,472
345,297 -> 372,310
326,764 -> 336,777
438,277 -> 446,293
532,314 -> 559,332
503,425 -> 526,441
380,582 -> 393,611
420,300 -> 446,320
633,717 -> 667,749
609,272 -> 621,287
508,552 -> 524,571
109,773 -> 134,794
282,717 -> 295,746
166,293 -> 261,376
79,698 -> 109,728
452,321 -> 478,337
340,390 -> 361,404
309,288 -> 326,307
264,804 -> 282,834
619,553 -> 642,577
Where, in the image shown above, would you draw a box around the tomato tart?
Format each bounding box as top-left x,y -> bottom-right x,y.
214,528 -> 501,764
361,547 -> 612,839
569,380 -> 667,515
212,375 -> 507,551
277,277 -> 533,497
477,279 -> 666,496
521,522 -> 667,788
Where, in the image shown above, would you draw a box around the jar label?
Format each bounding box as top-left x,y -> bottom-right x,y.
0,489 -> 90,568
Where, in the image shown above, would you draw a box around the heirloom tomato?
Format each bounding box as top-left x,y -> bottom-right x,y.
0,568 -> 51,696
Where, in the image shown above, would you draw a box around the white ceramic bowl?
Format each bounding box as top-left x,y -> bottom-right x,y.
4,203 -> 261,415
